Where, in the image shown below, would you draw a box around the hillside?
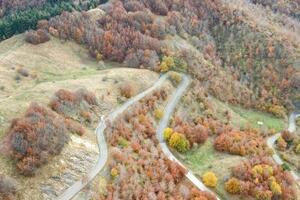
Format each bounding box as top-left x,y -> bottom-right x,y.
0,0 -> 299,200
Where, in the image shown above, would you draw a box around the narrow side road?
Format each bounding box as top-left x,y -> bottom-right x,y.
156,74 -> 221,200
58,73 -> 170,200
267,111 -> 300,184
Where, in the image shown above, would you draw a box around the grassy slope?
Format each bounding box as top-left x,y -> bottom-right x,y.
0,34 -> 159,138
176,92 -> 285,199
0,34 -> 161,200
179,139 -> 242,200
210,97 -> 285,132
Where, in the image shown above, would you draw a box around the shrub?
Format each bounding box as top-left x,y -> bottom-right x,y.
49,88 -> 97,124
255,190 -> 272,200
163,127 -> 173,142
170,72 -> 182,84
111,168 -> 119,178
268,105 -> 286,118
270,180 -> 282,195
167,160 -> 186,183
154,108 -> 164,120
17,68 -> 29,77
251,164 -> 273,177
25,29 -> 50,45
171,117 -> 209,146
2,103 -> 69,176
159,56 -> 175,72
202,172 -> 217,188
120,82 -> 134,98
214,130 -> 267,156
118,137 -> 129,148
281,130 -> 294,143
168,132 -> 190,153
276,137 -> 287,151
225,178 -> 240,194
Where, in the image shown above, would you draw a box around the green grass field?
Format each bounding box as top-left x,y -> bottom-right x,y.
210,97 -> 285,132
230,105 -> 285,132
180,139 -> 243,200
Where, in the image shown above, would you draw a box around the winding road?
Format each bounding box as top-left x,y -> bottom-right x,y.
58,73 -> 170,200
267,111 -> 300,184
58,72 -> 221,200
156,74 -> 221,200
57,70 -> 298,200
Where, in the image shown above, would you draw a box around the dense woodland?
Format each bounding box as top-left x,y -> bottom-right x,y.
0,0 -> 108,40
29,0 -> 299,117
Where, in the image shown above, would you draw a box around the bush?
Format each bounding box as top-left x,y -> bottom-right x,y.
169,72 -> 182,84
281,130 -> 294,143
17,68 -> 29,77
49,88 -> 97,125
166,160 -> 186,183
25,29 -> 50,45
118,137 -> 129,148
120,82 -> 134,98
268,105 -> 286,118
214,130 -> 267,156
163,127 -> 173,142
276,137 -> 287,151
154,108 -> 164,120
168,132 -> 190,153
2,103 -> 69,176
171,117 -> 209,146
159,56 -> 175,72
255,190 -> 272,200
110,167 -> 119,178
225,178 -> 240,194
202,172 -> 217,188
270,180 -> 282,195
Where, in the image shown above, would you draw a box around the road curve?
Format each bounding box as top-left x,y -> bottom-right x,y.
156,74 -> 221,200
267,111 -> 300,184
58,73 -> 170,200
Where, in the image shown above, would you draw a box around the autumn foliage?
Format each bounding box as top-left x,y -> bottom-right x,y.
120,82 -> 135,98
36,0 -> 300,116
1,103 -> 69,176
49,88 -> 97,124
171,116 -> 209,146
214,130 -> 268,156
103,89 -> 216,199
225,157 -> 296,200
202,171 -> 218,188
24,29 -> 50,45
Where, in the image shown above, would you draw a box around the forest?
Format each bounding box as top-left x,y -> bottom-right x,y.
0,0 -> 299,200
0,0 -> 108,40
